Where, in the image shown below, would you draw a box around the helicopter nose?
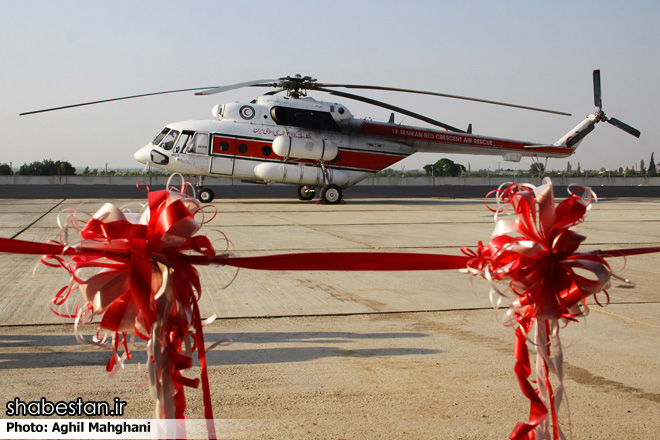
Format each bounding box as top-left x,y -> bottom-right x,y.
134,145 -> 151,164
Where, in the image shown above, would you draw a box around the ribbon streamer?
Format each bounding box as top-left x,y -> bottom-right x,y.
1,178 -> 659,440
12,188 -> 220,440
459,178 -> 658,440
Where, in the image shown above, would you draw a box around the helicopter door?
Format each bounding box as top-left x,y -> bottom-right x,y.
210,135 -> 236,175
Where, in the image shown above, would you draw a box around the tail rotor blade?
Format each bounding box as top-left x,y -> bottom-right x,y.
608,117 -> 641,138
593,69 -> 602,109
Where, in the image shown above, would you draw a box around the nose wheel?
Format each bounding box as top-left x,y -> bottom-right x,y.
195,176 -> 215,203
198,187 -> 215,203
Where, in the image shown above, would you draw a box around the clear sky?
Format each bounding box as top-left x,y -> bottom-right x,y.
2,0 -> 659,173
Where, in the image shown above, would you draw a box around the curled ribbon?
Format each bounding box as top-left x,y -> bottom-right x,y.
460,178 -> 646,440
34,187 -> 218,439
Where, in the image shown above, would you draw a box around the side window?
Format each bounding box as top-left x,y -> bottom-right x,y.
212,136 -> 234,154
173,131 -> 193,153
160,130 -> 179,151
190,133 -> 209,154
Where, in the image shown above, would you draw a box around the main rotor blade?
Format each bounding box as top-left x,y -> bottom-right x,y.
608,117 -> 641,138
316,83 -> 571,116
194,79 -> 277,96
593,69 -> 602,109
263,88 -> 285,96
316,87 -> 465,132
20,87 -> 218,116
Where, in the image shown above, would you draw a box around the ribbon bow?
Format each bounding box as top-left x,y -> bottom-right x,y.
464,178 -> 612,440
44,188 -> 218,438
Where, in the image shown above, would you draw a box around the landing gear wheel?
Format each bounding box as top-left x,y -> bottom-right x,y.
297,185 -> 316,200
320,184 -> 343,204
198,187 -> 215,203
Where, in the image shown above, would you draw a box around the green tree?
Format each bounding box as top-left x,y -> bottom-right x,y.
58,161 -> 76,175
17,159 -> 76,176
530,162 -> 545,177
0,163 -> 12,175
423,158 -> 466,177
648,153 -> 658,177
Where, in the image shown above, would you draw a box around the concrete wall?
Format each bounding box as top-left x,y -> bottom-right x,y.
1,175 -> 659,187
0,175 -> 241,186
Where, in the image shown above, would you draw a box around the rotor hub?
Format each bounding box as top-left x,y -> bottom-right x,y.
595,109 -> 607,122
277,74 -> 318,98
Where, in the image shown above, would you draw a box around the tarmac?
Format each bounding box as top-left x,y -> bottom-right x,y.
0,191 -> 659,439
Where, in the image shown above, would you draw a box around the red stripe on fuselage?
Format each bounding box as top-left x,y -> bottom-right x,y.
210,135 -> 408,172
339,149 -> 409,171
357,122 -> 571,156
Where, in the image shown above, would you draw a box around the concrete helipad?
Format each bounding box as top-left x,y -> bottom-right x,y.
0,196 -> 659,439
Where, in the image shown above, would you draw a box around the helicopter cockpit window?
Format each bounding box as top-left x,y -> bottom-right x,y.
189,133 -> 209,154
152,128 -> 170,145
270,107 -> 341,132
159,129 -> 179,151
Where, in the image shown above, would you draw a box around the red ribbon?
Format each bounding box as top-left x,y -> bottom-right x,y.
458,179 -> 656,440
13,190 -> 219,439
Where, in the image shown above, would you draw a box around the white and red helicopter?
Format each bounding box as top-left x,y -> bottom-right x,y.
22,70 -> 639,204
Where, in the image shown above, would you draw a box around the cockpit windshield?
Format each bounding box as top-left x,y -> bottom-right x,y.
152,128 -> 169,145
158,129 -> 180,151
152,127 -> 208,154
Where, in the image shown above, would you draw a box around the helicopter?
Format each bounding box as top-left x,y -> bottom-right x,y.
21,70 -> 639,204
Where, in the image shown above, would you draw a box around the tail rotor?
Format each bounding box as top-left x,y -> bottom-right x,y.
592,69 -> 640,138
565,70 -> 640,148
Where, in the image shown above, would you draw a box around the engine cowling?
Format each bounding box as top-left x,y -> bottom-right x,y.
272,135 -> 338,161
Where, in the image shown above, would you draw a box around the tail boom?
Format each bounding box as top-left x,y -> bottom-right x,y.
358,121 -> 575,162
555,113 -> 599,149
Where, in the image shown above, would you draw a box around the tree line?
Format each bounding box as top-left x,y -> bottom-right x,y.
416,153 -> 659,178
2,154 -> 659,177
0,160 -> 169,177
0,159 -> 75,176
